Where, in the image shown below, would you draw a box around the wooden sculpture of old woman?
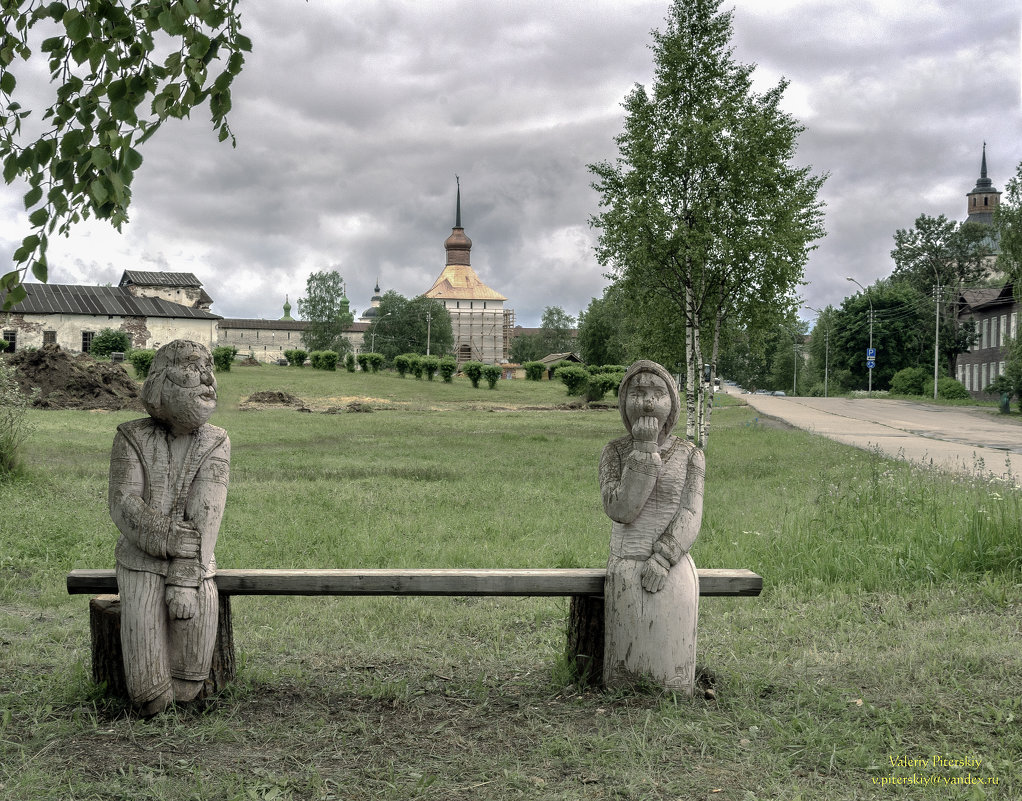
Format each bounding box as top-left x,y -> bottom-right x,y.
109,340 -> 230,715
599,359 -> 705,694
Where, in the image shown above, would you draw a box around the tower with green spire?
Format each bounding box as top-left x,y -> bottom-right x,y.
280,294 -> 293,321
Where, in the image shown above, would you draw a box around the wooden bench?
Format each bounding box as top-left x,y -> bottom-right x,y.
67,567 -> 762,696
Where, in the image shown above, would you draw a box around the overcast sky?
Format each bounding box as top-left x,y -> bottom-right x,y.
1,0 -> 1019,328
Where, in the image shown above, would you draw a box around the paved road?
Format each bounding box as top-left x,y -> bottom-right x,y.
730,391 -> 1022,483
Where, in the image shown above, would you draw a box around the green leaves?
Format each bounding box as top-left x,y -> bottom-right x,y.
61,8 -> 90,43
22,184 -> 42,209
89,146 -> 111,170
0,0 -> 249,304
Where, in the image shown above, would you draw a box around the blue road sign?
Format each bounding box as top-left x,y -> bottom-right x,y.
867,360 -> 876,369
866,348 -> 876,359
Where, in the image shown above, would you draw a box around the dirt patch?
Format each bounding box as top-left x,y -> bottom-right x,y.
753,412 -> 796,431
5,344 -> 142,411
245,390 -> 303,405
323,401 -> 374,413
239,390 -> 314,412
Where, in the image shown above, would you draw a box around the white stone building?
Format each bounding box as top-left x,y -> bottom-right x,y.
1,270 -> 220,354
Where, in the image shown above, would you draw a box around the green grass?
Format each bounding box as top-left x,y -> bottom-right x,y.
1,368 -> 1020,799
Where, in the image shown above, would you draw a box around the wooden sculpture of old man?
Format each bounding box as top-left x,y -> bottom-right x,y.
599,360 -> 705,694
109,340 -> 230,716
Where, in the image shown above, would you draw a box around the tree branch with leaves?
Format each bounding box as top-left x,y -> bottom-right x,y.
0,0 -> 250,309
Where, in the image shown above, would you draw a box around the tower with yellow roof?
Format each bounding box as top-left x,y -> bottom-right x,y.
424,179 -> 512,364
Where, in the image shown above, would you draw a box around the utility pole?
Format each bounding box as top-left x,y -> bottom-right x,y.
426,310 -> 432,356
933,285 -> 941,399
806,306 -> 830,398
847,277 -> 874,397
780,325 -> 798,395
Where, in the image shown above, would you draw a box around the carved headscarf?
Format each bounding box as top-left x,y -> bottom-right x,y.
141,340 -> 214,422
617,359 -> 681,444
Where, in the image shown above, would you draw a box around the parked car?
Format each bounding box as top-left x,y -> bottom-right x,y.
771,390 -> 787,396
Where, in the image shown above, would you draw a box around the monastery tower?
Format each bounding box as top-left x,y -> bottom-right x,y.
424,180 -> 513,364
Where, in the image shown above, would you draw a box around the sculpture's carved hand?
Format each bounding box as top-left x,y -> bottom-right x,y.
640,555 -> 669,593
168,522 -> 200,558
165,585 -> 199,619
632,415 -> 660,444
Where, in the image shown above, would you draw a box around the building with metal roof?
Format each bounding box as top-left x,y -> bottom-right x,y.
1,272 -> 220,355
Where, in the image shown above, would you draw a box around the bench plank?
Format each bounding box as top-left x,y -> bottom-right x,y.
67,568 -> 762,597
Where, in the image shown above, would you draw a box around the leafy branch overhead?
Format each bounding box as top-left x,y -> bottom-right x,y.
0,0 -> 249,309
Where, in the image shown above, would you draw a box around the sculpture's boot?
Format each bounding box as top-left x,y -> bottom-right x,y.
172,677 -> 205,703
139,687 -> 174,717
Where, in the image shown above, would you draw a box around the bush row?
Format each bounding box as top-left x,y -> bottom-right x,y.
393,353 -> 447,381
554,363 -> 626,402
890,367 -> 970,400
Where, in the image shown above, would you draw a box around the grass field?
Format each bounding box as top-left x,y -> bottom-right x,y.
1,365 -> 1020,800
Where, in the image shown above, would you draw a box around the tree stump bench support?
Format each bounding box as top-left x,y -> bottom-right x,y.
67,567 -> 762,696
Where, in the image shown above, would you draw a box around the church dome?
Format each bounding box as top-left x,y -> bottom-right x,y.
444,227 -> 472,265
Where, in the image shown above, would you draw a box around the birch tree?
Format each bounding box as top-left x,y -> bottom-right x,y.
589,0 -> 824,447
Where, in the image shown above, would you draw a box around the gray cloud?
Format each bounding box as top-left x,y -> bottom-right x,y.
2,0 -> 1018,330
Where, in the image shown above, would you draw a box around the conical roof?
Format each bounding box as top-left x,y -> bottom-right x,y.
425,180 -> 506,302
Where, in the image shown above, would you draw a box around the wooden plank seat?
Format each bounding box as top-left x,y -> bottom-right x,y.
67,567 -> 763,597
67,567 -> 762,698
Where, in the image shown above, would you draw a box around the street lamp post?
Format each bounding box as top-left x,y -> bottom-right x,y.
370,312 -> 391,353
847,277 -> 874,397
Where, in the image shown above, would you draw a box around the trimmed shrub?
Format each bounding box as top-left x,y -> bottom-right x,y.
551,357 -> 576,380
585,372 -> 620,402
439,356 -> 457,383
357,353 -> 369,372
556,364 -> 591,396
481,364 -> 501,389
89,328 -> 131,358
462,361 -> 484,388
890,366 -> 927,396
409,354 -> 424,379
523,361 -> 545,381
309,351 -> 323,369
319,350 -> 339,371
127,349 -> 156,379
365,353 -> 384,373
212,345 -> 237,372
345,352 -> 356,372
284,349 -> 308,367
921,376 -> 971,400
394,353 -> 411,377
421,355 -> 440,381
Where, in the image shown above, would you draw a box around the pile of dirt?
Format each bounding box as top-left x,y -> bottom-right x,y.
244,390 -> 303,406
6,344 -> 142,411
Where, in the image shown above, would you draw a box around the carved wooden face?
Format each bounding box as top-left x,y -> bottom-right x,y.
158,348 -> 217,433
624,373 -> 671,430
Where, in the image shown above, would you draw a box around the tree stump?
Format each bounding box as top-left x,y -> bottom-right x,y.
88,593 -> 236,701
565,594 -> 604,688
